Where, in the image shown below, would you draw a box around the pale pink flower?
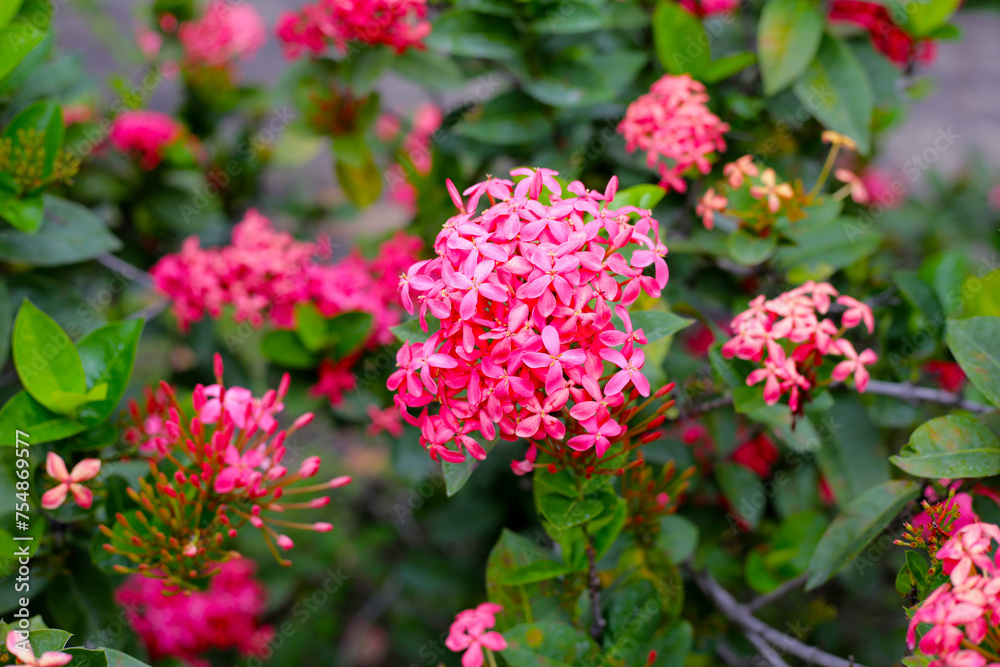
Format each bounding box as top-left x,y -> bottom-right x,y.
2,632 -> 71,667
750,168 -> 794,212
696,187 -> 728,229
723,155 -> 759,188
830,339 -> 877,392
834,168 -> 869,204
367,404 -> 404,437
619,74 -> 729,193
41,452 -> 101,510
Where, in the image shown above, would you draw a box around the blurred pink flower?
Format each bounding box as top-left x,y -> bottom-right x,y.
179,0 -> 266,67
680,0 -> 739,16
41,452 -> 101,510
446,603 -> 507,667
619,74 -> 729,193
276,0 -> 430,58
109,110 -> 182,170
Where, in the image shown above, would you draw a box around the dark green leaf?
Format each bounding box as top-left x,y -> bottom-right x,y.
629,310 -> 694,343
727,229 -> 777,266
891,414 -> 1000,478
946,317 -> 1000,408
503,622 -> 601,666
702,52 -> 757,83
63,649 -> 109,667
652,0 -> 710,76
806,480 -> 920,590
455,92 -> 554,146
529,1 -> 604,33
0,195 -> 121,266
328,311 -> 373,359
775,216 -> 881,282
28,629 -> 71,654
425,10 -> 519,59
260,330 -> 316,369
758,0 -> 824,95
390,317 -> 439,344
792,35 -> 873,154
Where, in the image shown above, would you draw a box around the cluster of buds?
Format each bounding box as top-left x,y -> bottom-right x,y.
696,133 -> 865,234
388,168 -> 675,475
0,127 -> 80,196
103,355 -> 350,587
618,74 -> 729,193
906,522 -> 1000,667
898,488 -> 977,559
722,282 -> 877,412
622,459 -> 694,539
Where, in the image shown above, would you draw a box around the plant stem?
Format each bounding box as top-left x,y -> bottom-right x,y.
581,524 -> 606,642
865,379 -> 992,414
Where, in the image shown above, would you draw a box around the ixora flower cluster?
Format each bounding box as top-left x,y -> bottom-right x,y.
276,0 -> 430,58
722,282 -> 877,412
389,167 -> 673,472
104,356 -> 350,586
117,559 -> 273,666
446,603 -> 507,667
829,0 -> 936,66
177,0 -> 266,68
906,522 -> 1000,667
618,74 -> 729,193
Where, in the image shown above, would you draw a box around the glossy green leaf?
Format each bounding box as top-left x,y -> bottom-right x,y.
328,311 -> 374,359
609,184 -> 666,210
0,0 -> 51,81
806,480 -> 920,590
102,649 -> 153,667
294,303 -> 328,353
946,317 -> 1000,408
28,629 -> 71,654
390,318 -> 439,344
502,622 -> 601,666
12,300 -> 86,414
0,391 -> 87,445
629,310 -> 694,343
702,51 -> 757,83
891,415 -> 1000,479
0,193 -> 43,232
0,195 -> 121,266
75,319 -> 144,424
793,35 -> 873,154
758,0 -> 824,95
63,649 -> 109,667
442,438 -> 494,497
260,330 -> 316,369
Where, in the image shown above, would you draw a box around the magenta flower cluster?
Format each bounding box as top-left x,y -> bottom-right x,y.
276,0 -> 431,58
388,168 -> 669,463
618,73 -> 729,193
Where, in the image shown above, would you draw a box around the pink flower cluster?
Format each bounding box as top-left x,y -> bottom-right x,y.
151,209 -> 420,344
722,282 -> 877,411
619,74 -> 729,193
679,0 -> 740,16
178,0 -> 266,68
109,110 -> 183,170
907,522 -> 1000,667
276,0 -> 430,58
388,168 -> 669,463
118,559 -> 274,666
446,603 -> 507,667
108,356 -> 350,581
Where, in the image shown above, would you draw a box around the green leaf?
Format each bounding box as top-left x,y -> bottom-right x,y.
529,1 -> 604,34
102,649 -> 153,667
75,319 -> 144,425
28,629 -> 71,654
502,622 -> 602,666
891,415 -> 1000,479
45,383 -> 107,415
12,300 -> 87,414
63,649 -> 109,667
775,216 -> 881,281
727,229 -> 777,266
328,311 -> 373,359
812,397 -> 889,506
629,310 -> 694,343
0,281 -> 11,363
0,193 -> 43,232
906,0 -> 960,36
793,35 -> 873,154
656,515 -> 699,564
486,529 -> 564,629
495,558 -> 571,586
260,330 -> 316,369
652,0 -> 710,76
758,0 -> 824,95
717,462 -> 766,529
0,391 -> 87,445
0,195 -> 122,266
442,437 -> 494,497
609,184 -> 666,210
0,0 -> 51,81
334,152 -> 381,208
425,10 -> 519,59
390,318 -> 439,344
947,317 -> 1000,408
294,303 -> 328,353
3,100 -> 64,183
894,270 -> 944,326
806,480 -> 921,590
0,0 -> 24,29
390,48 -> 465,90
538,492 -> 605,529
455,92 -> 554,146
702,51 -> 757,83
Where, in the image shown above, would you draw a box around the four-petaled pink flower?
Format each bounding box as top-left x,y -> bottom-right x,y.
837,295 -> 875,333
696,187 -> 728,230
2,631 -> 71,667
41,452 -> 101,510
830,340 -> 877,392
601,348 -> 650,397
749,169 -> 794,213
723,155 -> 759,188
445,603 -> 507,667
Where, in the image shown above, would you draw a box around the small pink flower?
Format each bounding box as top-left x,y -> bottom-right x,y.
41,453 -> 101,510
837,295 -> 875,333
178,0 -> 266,67
109,110 -> 182,170
696,187 -> 728,230
834,168 -> 869,204
366,404 -> 404,437
446,603 -> 507,667
830,340 -> 877,392
723,155 -> 759,188
750,169 -> 794,213
2,632 -> 71,667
